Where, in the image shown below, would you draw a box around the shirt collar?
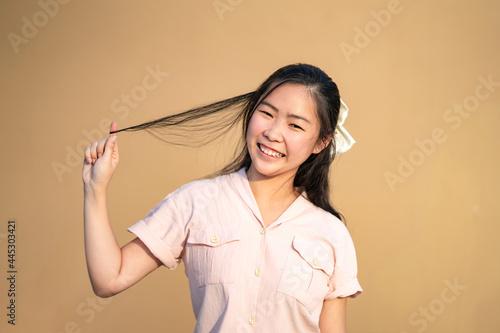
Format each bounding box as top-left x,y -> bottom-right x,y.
229,168 -> 314,228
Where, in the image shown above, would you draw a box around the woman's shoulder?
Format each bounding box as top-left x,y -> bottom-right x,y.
306,203 -> 352,238
173,171 -> 236,197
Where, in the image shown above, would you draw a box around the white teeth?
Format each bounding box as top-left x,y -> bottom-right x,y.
259,144 -> 284,158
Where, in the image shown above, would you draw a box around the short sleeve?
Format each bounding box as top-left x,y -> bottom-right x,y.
324,226 -> 362,300
127,183 -> 195,270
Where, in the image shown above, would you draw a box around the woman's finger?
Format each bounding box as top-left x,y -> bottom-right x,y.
103,135 -> 118,159
109,121 -> 118,138
84,146 -> 92,164
96,138 -> 107,158
90,141 -> 98,163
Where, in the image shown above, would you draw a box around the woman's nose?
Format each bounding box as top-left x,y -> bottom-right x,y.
264,121 -> 284,142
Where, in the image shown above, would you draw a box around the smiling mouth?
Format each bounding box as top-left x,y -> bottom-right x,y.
258,144 -> 285,158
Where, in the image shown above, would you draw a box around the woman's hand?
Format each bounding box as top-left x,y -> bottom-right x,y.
82,121 -> 119,191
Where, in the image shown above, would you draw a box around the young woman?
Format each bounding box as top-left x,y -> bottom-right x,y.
82,63 -> 362,332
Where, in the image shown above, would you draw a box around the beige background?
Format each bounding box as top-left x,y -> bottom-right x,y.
1,0 -> 499,332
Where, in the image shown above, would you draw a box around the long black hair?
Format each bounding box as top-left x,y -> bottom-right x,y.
111,63 -> 344,221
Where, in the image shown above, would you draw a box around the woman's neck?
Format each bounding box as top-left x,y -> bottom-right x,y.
247,167 -> 298,198
246,167 -> 300,226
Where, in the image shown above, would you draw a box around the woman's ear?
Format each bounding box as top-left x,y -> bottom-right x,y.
313,135 -> 333,154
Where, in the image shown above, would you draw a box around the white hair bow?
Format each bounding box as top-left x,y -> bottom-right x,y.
333,99 -> 355,155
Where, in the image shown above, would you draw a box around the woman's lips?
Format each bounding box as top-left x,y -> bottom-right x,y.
258,143 -> 285,158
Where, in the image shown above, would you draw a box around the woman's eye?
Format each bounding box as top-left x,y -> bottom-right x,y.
260,110 -> 272,117
291,124 -> 304,131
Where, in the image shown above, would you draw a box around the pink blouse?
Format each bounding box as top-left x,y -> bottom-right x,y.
128,168 -> 362,332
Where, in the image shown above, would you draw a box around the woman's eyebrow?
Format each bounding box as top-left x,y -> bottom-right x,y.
260,100 -> 310,123
288,114 -> 310,123
260,100 -> 278,112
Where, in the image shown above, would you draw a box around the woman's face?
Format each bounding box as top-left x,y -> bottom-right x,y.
246,83 -> 326,182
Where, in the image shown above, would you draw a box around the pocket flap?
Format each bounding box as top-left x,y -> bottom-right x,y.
292,235 -> 334,276
187,226 -> 240,247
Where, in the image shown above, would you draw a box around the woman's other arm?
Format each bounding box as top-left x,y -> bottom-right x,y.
319,297 -> 347,333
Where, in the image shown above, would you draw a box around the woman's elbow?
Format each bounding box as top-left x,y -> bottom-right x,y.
93,289 -> 115,298
91,280 -> 122,298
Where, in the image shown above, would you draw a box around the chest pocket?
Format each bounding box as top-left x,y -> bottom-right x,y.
277,235 -> 334,313
186,226 -> 241,287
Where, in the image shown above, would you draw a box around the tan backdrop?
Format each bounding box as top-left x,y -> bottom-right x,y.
1,0 -> 499,332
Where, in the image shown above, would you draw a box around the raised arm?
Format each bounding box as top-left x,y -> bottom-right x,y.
82,121 -> 161,298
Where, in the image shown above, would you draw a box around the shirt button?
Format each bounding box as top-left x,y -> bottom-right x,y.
248,316 -> 255,325
210,236 -> 218,244
255,268 -> 261,277
260,228 -> 266,235
313,258 -> 320,266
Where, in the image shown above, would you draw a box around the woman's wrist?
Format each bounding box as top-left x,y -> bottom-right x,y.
84,183 -> 107,199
